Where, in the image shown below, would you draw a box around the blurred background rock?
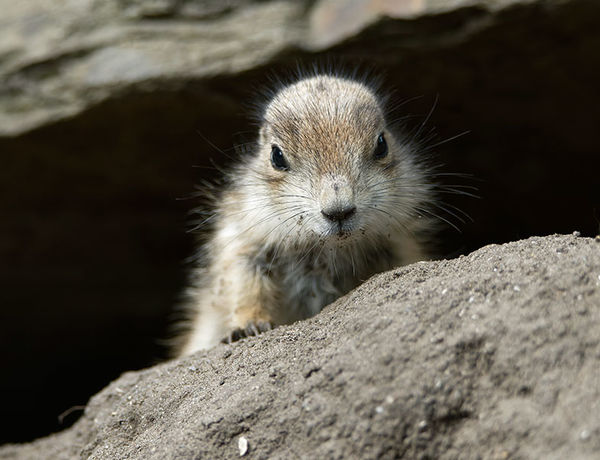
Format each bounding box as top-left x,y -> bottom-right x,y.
1,0 -> 599,443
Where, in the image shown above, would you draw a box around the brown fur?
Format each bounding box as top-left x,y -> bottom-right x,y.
176,74 -> 433,356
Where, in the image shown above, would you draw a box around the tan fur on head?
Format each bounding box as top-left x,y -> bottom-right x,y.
176,73 -> 435,356
248,74 -> 430,251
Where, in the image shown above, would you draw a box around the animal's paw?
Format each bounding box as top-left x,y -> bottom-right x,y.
221,321 -> 273,344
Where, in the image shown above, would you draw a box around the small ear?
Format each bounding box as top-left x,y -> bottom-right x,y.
259,124 -> 270,145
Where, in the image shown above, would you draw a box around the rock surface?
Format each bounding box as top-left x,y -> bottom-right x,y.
0,0 -> 528,135
2,234 -> 599,459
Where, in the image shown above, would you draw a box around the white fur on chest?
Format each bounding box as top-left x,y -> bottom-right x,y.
280,262 -> 340,320
271,247 -> 364,323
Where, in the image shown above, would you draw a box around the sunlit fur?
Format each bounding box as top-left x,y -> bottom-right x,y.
177,74 -> 434,355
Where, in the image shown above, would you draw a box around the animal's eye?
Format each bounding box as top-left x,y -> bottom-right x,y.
271,145 -> 289,171
373,133 -> 388,159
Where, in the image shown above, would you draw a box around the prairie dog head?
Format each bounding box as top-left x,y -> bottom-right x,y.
240,74 -> 429,251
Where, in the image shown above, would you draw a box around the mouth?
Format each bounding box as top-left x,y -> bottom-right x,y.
326,221 -> 355,239
336,222 -> 349,234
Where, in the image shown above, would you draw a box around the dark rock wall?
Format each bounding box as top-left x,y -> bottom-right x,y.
1,0 -> 599,443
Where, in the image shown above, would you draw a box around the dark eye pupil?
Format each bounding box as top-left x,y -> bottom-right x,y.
271,145 -> 289,171
374,133 -> 388,159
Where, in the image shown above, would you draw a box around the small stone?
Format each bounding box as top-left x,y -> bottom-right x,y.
238,436 -> 249,456
375,406 -> 384,414
579,430 -> 590,441
572,230 -> 581,237
222,349 -> 232,359
513,285 -> 521,292
430,335 -> 444,343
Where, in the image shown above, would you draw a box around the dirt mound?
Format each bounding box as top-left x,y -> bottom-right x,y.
2,234 -> 599,459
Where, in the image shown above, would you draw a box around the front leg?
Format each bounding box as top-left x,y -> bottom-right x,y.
220,271 -> 279,344
178,246 -> 281,356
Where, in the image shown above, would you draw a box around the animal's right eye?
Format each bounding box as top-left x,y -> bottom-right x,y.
373,133 -> 388,159
271,145 -> 289,171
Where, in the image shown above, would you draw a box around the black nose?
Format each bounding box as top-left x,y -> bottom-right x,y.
321,205 -> 356,222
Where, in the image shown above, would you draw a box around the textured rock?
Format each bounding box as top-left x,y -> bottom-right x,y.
2,0 -> 600,445
1,0 -> 302,134
2,234 -> 599,459
0,0 -> 563,135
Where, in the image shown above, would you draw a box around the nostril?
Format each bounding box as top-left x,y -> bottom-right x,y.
342,206 -> 357,220
321,205 -> 357,222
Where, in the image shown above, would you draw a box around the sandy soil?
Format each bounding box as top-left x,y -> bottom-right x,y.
2,234 -> 599,459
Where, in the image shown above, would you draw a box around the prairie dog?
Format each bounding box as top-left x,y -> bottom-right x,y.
177,73 -> 433,356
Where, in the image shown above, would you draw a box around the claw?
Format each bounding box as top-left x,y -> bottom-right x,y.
221,321 -> 274,344
257,321 -> 272,332
221,328 -> 244,344
245,322 -> 260,337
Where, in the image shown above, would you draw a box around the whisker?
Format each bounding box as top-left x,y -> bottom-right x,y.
436,200 -> 474,222
293,236 -> 324,273
422,130 -> 471,151
367,205 -> 414,238
413,205 -> 461,233
220,206 -> 305,248
410,94 -> 439,144
188,198 -> 307,233
258,209 -> 308,248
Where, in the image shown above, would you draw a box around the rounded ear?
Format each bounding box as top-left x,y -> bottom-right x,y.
259,125 -> 270,146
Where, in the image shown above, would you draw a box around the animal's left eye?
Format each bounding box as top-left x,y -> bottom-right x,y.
373,133 -> 388,159
271,144 -> 289,171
